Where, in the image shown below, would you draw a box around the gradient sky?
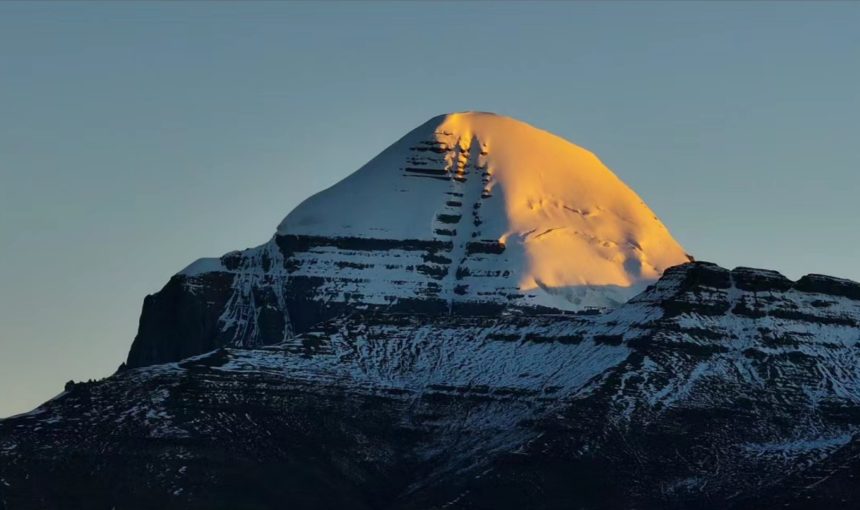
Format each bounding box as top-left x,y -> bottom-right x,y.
2,1 -> 859,418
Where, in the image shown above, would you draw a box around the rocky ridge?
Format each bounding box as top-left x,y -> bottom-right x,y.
3,262 -> 860,509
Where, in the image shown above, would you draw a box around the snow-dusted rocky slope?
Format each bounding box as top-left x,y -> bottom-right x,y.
127,112 -> 690,367
3,262 -> 860,509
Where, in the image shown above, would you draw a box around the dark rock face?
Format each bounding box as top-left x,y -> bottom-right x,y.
795,273 -> 860,300
126,272 -> 235,367
4,262 -> 860,509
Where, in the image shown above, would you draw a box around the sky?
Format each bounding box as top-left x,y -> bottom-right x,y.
1,1 -> 859,418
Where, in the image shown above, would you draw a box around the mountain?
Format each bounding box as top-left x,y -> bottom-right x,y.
2,262 -> 860,509
126,112 -> 690,367
3,113 -> 860,509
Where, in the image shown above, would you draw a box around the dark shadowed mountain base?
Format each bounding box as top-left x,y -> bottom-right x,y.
2,262 -> 860,509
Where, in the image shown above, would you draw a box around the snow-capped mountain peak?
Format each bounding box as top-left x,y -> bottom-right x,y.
279,112 -> 690,310
7,114 -> 860,509
128,113 -> 691,368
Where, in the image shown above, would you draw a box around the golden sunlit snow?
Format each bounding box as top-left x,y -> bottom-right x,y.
281,112 -> 690,309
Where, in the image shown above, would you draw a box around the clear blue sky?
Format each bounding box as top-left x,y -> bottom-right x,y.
1,1 -> 859,417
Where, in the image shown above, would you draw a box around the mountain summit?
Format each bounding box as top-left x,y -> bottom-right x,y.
128,112 -> 690,367
280,112 -> 690,309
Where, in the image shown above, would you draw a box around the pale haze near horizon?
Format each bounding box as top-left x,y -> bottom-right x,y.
1,2 -> 859,418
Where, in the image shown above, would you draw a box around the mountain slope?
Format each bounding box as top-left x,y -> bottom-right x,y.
127,112 -> 690,367
3,262 -> 860,509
